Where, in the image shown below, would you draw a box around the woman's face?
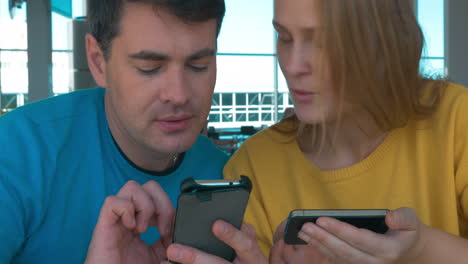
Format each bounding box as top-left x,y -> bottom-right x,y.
274,0 -> 341,125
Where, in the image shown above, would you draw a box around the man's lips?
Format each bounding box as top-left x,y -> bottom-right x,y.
155,114 -> 194,132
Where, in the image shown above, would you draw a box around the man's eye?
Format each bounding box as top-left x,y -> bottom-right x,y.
188,65 -> 208,72
137,67 -> 161,75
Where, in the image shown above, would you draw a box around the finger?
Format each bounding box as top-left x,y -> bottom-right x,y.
386,207 -> 419,231
297,232 -> 337,260
269,239 -> 288,264
313,216 -> 394,255
271,237 -> 337,264
98,195 -> 137,230
117,181 -> 156,233
300,221 -> 376,263
212,220 -> 267,263
273,220 -> 287,244
288,244 -> 337,264
166,243 -> 230,264
142,181 -> 175,241
151,240 -> 168,261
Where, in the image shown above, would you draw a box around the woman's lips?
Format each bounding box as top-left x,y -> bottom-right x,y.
290,89 -> 316,103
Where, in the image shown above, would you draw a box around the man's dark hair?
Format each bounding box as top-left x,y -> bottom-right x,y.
87,0 -> 226,59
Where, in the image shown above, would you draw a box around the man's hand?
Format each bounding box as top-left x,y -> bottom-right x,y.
272,207 -> 425,264
85,180 -> 175,264
162,220 -> 268,264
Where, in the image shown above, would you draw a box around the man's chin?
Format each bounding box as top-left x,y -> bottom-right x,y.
155,133 -> 199,153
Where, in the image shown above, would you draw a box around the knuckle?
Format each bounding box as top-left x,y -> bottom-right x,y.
185,248 -> 199,263
167,207 -> 176,217
145,180 -> 162,190
237,236 -> 255,253
336,245 -> 354,261
126,202 -> 135,213
314,231 -> 329,245
104,195 -> 117,206
123,180 -> 140,191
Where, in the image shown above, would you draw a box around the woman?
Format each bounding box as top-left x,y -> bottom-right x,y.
224,0 -> 468,263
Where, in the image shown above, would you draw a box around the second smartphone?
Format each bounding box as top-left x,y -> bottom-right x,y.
284,209 -> 389,245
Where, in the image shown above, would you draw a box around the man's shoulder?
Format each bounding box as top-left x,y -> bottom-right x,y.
0,88 -> 104,125
0,88 -> 106,157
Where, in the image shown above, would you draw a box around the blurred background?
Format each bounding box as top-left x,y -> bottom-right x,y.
0,0 -> 465,154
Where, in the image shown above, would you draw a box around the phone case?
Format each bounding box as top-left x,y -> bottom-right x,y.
284,209 -> 389,245
172,175 -> 252,261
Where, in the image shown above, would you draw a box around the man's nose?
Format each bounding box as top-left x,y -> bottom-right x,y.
159,67 -> 190,106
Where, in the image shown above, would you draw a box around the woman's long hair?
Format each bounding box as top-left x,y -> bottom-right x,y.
276,0 -> 447,150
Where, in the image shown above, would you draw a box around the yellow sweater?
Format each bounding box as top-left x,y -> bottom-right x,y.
224,83 -> 468,256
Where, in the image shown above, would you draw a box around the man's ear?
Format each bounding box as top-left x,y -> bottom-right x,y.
86,33 -> 108,88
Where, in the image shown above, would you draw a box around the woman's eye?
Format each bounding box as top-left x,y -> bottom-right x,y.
277,34 -> 293,44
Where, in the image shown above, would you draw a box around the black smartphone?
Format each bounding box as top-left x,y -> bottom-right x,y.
284,209 -> 389,245
172,175 -> 252,261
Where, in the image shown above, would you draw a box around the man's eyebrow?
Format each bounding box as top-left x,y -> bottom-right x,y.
129,50 -> 170,61
187,48 -> 216,60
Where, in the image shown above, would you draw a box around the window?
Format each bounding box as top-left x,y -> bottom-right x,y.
418,0 -> 446,76
212,0 -> 284,129
0,0 -> 86,112
52,11 -> 73,95
0,0 -> 28,112
210,0 -> 446,129
0,0 -> 446,119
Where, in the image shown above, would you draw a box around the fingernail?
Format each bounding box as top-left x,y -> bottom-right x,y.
301,224 -> 314,235
170,245 -> 182,260
218,221 -> 227,235
298,231 -> 311,243
317,218 -> 329,228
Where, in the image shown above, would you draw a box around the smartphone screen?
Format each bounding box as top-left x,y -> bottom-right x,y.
172,176 -> 252,261
284,209 -> 389,245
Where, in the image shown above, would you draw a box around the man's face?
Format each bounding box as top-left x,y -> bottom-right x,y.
98,3 -> 218,156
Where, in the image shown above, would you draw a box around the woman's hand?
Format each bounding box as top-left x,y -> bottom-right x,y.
293,207 -> 425,264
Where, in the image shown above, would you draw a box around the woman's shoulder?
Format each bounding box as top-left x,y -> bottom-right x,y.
415,82 -> 468,135
241,118 -> 297,148
436,82 -> 468,118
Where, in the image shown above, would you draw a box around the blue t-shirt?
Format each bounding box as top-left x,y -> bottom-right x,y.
0,88 -> 229,263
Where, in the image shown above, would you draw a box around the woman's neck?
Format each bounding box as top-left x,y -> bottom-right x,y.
298,114 -> 388,171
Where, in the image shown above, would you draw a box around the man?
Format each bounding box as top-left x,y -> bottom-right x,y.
0,0 -> 228,263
